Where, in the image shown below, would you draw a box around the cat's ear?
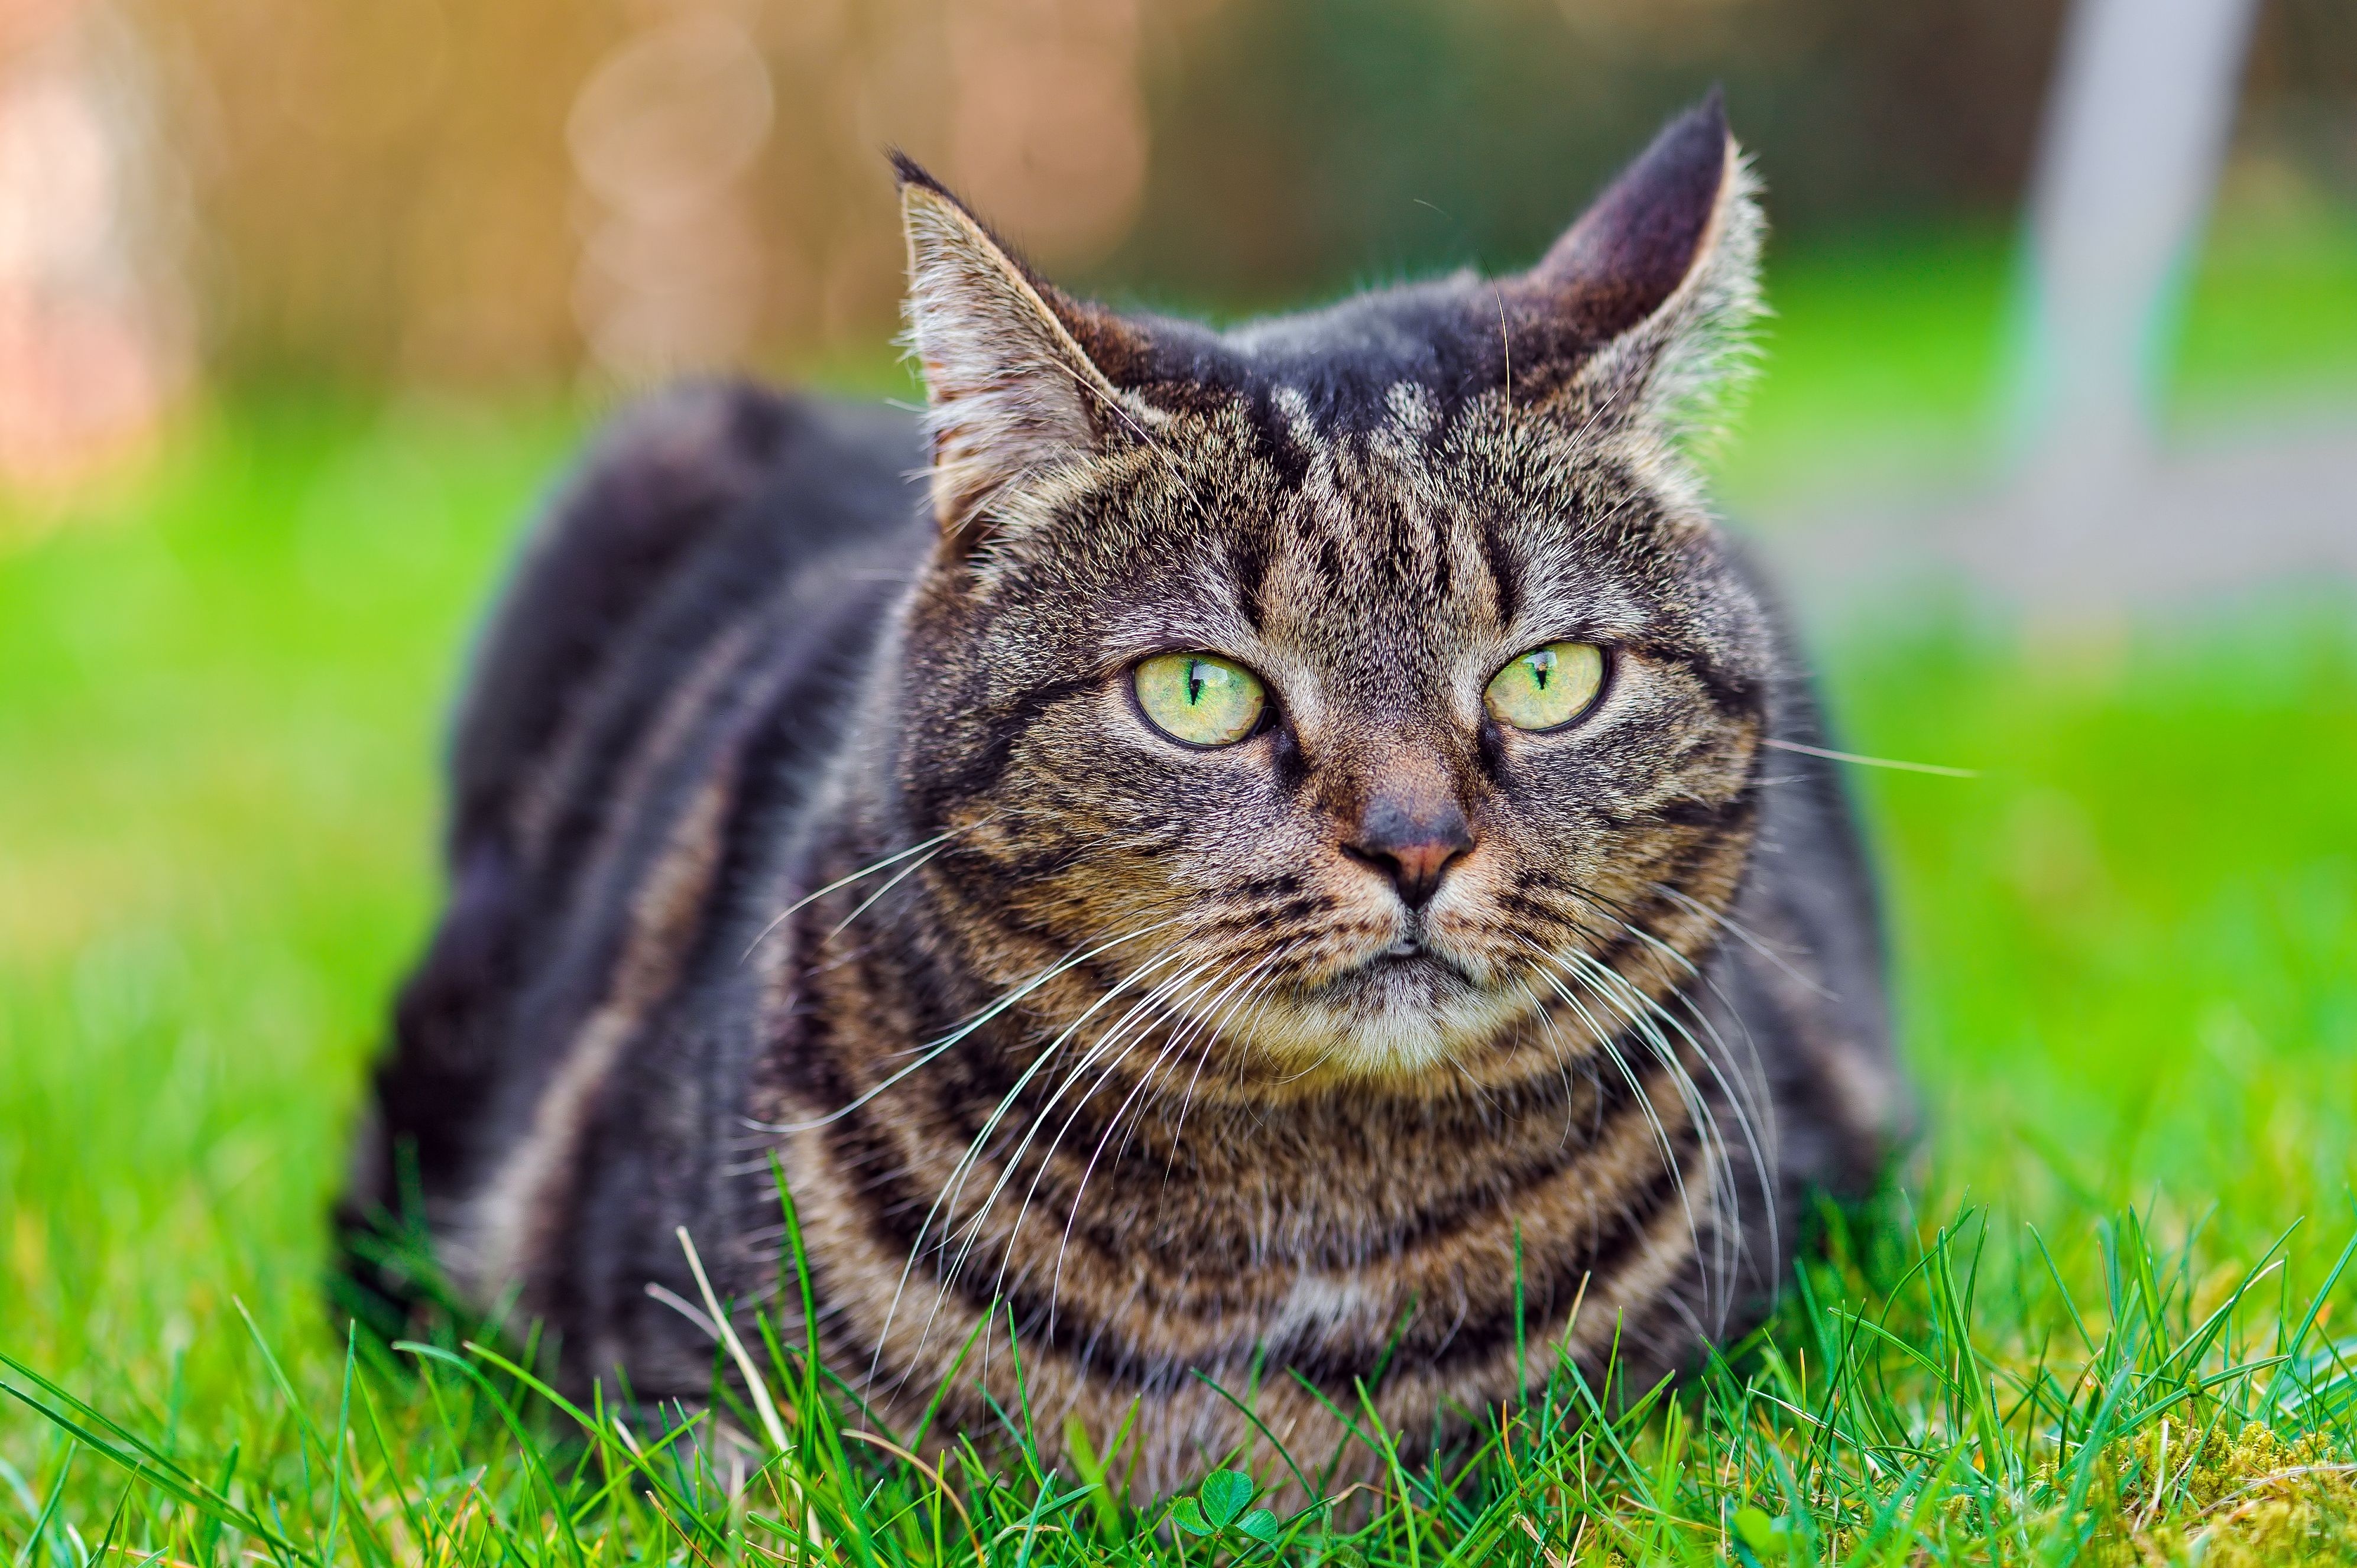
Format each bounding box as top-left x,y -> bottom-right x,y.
1505,90 -> 1762,446
894,155 -> 1150,544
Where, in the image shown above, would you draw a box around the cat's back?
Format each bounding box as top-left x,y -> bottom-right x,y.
342,384 -> 929,1319
451,384 -> 926,841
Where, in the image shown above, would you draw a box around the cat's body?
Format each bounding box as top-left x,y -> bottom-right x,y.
344,99 -> 1907,1489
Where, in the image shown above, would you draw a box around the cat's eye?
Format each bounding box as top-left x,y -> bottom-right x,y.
1133,652 -> 1267,747
1484,641 -> 1606,732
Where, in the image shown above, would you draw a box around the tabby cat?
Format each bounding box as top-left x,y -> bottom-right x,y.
342,94 -> 1907,1491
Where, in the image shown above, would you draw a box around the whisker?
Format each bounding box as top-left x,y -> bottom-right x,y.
738,820 -> 983,963
1039,356 -> 1215,524
1071,942 -> 1293,1223
1549,908 -> 1782,1288
1539,926 -> 1779,1329
1546,879 -> 1784,1275
1607,917 -> 1782,1173
1512,976 -> 1592,1153
1761,736 -> 1977,778
955,951 -> 1244,1309
1552,947 -> 1747,1322
994,949 -> 1280,1333
757,914 -> 1189,1135
1516,939 -> 1708,1309
1131,943 -> 1301,1160
1645,879 -> 1833,1001
818,840 -> 954,947
877,929 -> 1208,1385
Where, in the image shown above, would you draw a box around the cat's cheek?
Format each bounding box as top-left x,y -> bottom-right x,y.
1031,712 -> 1316,904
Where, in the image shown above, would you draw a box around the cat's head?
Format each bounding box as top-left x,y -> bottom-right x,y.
887,95 -> 1774,1089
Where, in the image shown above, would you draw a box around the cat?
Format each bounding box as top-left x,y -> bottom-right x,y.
341,91 -> 1908,1494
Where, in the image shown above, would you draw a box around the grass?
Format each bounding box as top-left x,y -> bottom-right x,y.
4,213 -> 2357,1563
1715,196 -> 2357,503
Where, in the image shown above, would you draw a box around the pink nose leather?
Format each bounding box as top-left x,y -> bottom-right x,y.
1345,789 -> 1474,908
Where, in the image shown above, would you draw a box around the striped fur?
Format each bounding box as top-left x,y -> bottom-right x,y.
342,96 -> 1907,1493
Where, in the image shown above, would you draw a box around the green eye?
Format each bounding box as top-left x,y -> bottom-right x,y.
1484,641 -> 1606,731
1133,652 -> 1267,746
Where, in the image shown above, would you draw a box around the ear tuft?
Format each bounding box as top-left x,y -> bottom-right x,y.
1507,89 -> 1764,449
895,156 -> 1134,544
886,149 -> 952,205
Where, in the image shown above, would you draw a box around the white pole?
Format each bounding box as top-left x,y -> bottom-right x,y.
2008,0 -> 2260,507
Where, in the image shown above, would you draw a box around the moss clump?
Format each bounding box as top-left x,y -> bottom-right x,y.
2084,1421 -> 2357,1567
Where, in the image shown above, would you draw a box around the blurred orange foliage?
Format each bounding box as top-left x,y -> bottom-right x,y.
0,0 -> 2342,427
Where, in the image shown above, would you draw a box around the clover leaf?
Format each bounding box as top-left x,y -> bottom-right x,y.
1169,1497 -> 1214,1537
1199,1468 -> 1254,1529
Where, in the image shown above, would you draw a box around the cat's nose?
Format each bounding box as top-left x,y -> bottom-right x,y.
1344,791 -> 1474,909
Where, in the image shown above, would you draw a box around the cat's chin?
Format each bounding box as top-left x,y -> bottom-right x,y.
1205,952 -> 1539,1084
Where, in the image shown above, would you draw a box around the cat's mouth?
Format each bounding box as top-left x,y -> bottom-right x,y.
1218,932 -> 1526,1080
1366,941 -> 1451,975
1348,933 -> 1477,988
1362,913 -> 1486,978
1272,931 -> 1476,1014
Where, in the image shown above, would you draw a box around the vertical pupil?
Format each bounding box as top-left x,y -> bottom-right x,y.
1529,649 -> 1556,691
1186,660 -> 1208,706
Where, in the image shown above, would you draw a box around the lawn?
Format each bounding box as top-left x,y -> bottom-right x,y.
4,218 -> 2357,1564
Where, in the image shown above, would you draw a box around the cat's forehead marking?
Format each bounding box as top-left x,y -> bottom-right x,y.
1151,361 -> 1704,678
1231,422 -> 1505,697
1269,385 -> 1326,457
1383,381 -> 1438,437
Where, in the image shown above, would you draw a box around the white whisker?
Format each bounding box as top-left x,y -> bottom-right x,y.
738,821 -> 983,963
756,914 -> 1188,1135
877,928 -> 1207,1385
1517,939 -> 1715,1316
958,952 -> 1245,1307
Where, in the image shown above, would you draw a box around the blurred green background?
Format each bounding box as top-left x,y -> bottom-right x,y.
2,0 -> 2356,1540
